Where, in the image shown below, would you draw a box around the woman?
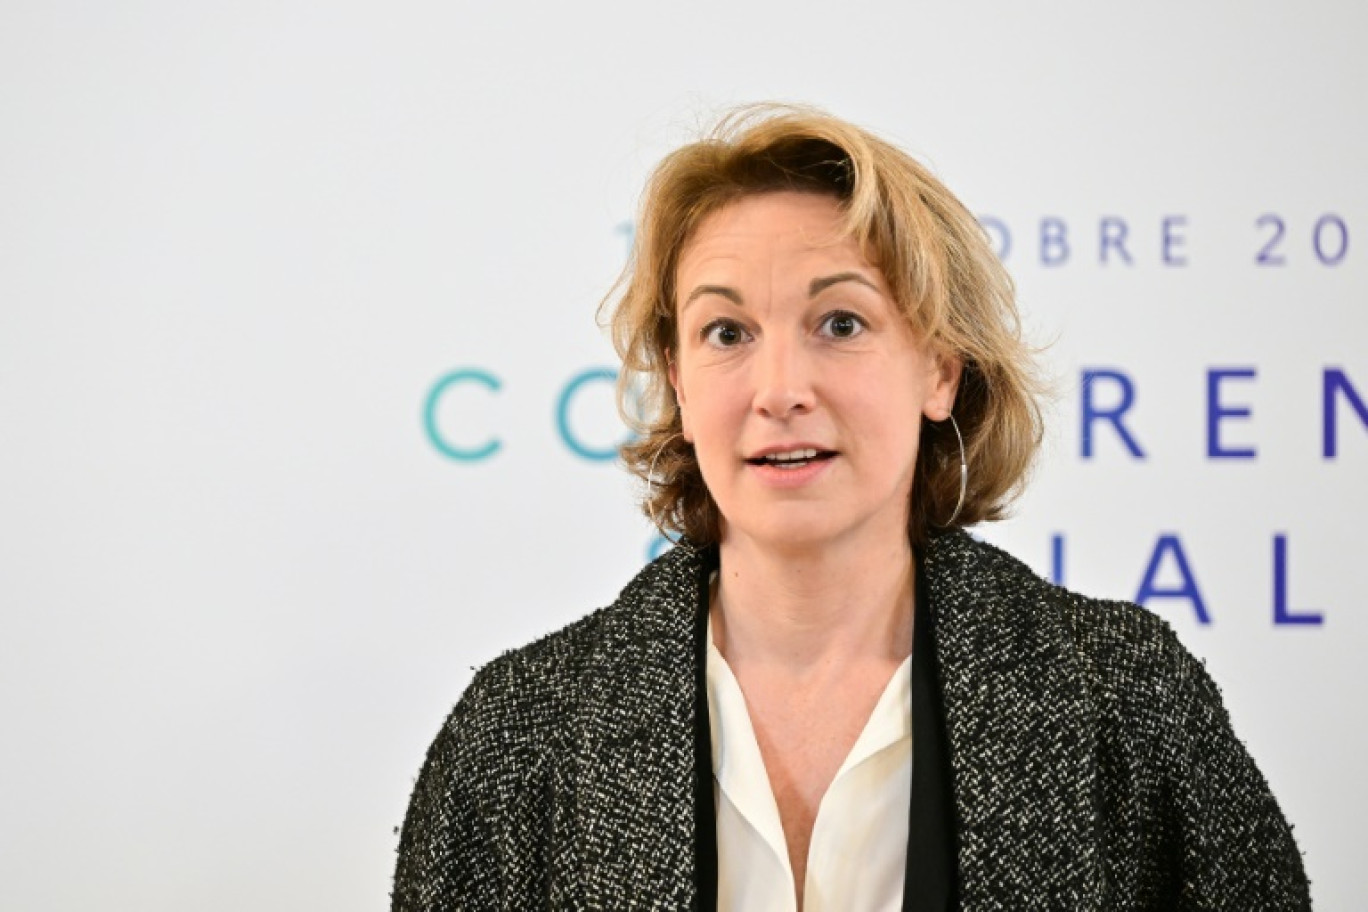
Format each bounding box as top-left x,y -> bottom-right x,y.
393,106 -> 1309,911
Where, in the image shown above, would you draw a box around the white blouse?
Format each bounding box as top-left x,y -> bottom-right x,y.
706,618 -> 913,912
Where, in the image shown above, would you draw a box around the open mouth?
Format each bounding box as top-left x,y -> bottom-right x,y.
745,448 -> 838,470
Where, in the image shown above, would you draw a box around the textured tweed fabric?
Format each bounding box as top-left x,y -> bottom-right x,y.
392,531 -> 1310,910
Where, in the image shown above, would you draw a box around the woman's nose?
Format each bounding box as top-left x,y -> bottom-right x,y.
752,337 -> 815,418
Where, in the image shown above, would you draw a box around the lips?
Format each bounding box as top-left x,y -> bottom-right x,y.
745,446 -> 838,469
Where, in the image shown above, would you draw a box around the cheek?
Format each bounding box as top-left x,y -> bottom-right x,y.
686,398 -> 726,452
844,371 -> 926,460
676,378 -> 704,444
680,392 -> 746,472
845,370 -> 924,423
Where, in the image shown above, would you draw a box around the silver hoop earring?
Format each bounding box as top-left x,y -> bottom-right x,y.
938,414 -> 968,527
645,432 -> 684,539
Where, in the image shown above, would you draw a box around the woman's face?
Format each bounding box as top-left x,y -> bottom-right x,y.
670,191 -> 960,554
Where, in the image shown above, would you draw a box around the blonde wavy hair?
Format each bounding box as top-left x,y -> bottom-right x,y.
605,104 -> 1042,547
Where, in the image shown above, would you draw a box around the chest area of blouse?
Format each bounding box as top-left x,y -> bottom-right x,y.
741,662 -> 905,821
707,637 -> 913,912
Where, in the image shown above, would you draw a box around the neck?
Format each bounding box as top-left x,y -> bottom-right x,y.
711,530 -> 916,674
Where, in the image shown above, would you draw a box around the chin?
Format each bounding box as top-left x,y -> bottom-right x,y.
718,496 -> 914,554
722,511 -> 859,553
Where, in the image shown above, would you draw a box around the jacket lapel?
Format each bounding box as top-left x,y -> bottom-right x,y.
572,544 -> 705,910
925,532 -> 1105,909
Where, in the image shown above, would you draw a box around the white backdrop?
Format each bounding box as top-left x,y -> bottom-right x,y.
2,1 -> 1364,908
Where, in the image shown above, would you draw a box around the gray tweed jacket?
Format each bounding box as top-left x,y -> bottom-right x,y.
393,531 -> 1310,910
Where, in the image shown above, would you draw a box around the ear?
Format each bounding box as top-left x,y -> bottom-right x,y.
668,355 -> 693,442
922,348 -> 963,421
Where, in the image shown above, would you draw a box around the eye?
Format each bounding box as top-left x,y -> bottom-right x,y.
701,319 -> 751,348
820,310 -> 866,339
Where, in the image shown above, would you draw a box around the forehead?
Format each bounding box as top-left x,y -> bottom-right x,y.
678,191 -> 869,271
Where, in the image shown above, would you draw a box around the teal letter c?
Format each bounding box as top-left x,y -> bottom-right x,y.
424,369 -> 502,461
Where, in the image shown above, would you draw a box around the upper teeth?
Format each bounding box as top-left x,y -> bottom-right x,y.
765,449 -> 818,462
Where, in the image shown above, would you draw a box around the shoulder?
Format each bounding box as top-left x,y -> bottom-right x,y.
395,542 -> 711,907
927,531 -> 1202,715
929,531 -> 1181,650
932,532 -> 1309,902
955,540 -> 1311,903
427,540 -> 706,776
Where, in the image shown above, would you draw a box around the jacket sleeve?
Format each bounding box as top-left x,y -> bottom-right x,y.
1158,630 -> 1312,910
392,681 -> 502,912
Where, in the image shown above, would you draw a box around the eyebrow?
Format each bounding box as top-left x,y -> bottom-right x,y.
681,284 -> 743,310
682,272 -> 879,311
809,271 -> 880,297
